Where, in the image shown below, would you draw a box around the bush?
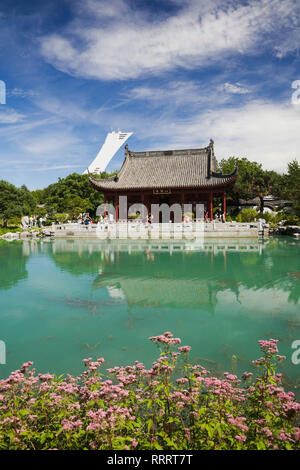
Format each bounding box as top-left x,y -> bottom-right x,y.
128,213 -> 141,220
7,217 -> 22,227
0,227 -> 22,236
282,214 -> 300,226
0,333 -> 299,450
257,211 -> 300,229
183,212 -> 194,218
236,208 -> 259,223
55,213 -> 69,224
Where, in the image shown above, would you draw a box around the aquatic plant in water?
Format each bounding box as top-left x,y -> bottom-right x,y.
0,333 -> 299,450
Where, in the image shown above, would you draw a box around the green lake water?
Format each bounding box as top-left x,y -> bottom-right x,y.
0,237 -> 299,394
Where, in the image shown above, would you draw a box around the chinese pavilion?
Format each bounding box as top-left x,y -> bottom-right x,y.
89,139 -> 237,222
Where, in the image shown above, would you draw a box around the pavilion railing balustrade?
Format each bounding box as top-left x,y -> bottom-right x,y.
47,221 -> 268,238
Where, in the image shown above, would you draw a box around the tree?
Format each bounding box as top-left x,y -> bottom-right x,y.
65,195 -> 90,219
31,189 -> 45,205
256,170 -> 283,214
0,181 -> 31,227
19,185 -> 36,215
41,173 -> 105,216
0,181 -> 37,227
280,160 -> 300,216
236,208 -> 259,222
218,157 -> 284,214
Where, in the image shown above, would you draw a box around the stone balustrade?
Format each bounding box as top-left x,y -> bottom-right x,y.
42,221 -> 269,239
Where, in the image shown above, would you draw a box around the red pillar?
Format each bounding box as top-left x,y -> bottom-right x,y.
141,193 -> 145,219
146,196 -> 151,218
144,194 -> 150,218
223,191 -> 226,222
209,191 -> 213,221
181,192 -> 185,221
115,193 -> 119,222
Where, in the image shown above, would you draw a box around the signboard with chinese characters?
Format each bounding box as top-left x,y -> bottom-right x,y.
153,189 -> 172,194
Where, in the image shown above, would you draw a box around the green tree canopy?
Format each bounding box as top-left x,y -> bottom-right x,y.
0,180 -> 35,226
40,173 -> 105,217
279,160 -> 300,216
218,157 -> 284,213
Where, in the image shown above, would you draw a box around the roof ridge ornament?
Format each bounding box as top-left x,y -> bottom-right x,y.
125,144 -> 131,157
206,139 -> 214,179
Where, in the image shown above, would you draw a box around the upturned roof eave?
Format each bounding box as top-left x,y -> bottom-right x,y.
89,174 -> 238,192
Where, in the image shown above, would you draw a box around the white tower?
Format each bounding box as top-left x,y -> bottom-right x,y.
83,131 -> 133,175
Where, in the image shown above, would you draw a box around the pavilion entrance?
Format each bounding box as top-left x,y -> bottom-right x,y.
104,190 -> 227,222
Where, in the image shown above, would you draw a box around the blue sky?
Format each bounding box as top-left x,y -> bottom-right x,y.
0,0 -> 300,189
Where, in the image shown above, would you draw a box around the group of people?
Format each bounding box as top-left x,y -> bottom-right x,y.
76,212 -> 116,226
204,210 -> 226,223
76,212 -> 106,225
77,214 -> 93,225
142,213 -> 153,224
21,215 -> 45,229
62,210 -> 227,226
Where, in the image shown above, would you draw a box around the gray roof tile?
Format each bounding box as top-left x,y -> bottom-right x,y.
89,144 -> 237,191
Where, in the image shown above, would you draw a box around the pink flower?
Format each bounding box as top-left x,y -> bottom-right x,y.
21,361 -> 34,370
178,346 -> 191,353
235,435 -> 246,442
294,428 -> 300,441
38,373 -> 54,381
224,372 -> 238,381
176,377 -> 189,384
86,423 -> 101,431
83,358 -> 92,366
131,438 -> 138,448
262,427 -> 272,438
242,372 -> 253,380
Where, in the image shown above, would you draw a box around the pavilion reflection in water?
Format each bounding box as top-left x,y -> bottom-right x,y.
89,239 -> 266,314
19,238 -> 300,313
23,238 -> 264,315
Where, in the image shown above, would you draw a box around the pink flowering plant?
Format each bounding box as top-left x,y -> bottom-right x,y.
0,332 -> 299,450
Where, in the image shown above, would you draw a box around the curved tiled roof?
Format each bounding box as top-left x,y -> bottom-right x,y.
89,143 -> 237,191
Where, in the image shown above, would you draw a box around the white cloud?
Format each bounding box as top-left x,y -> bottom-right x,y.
0,109 -> 90,177
0,108 -> 25,124
205,102 -> 300,172
40,0 -> 299,81
126,81 -> 211,107
33,96 -> 91,123
8,88 -> 37,98
31,164 -> 83,171
0,114 -> 64,139
80,0 -> 129,19
20,132 -> 81,155
222,82 -> 250,95
107,101 -> 300,173
125,80 -> 251,110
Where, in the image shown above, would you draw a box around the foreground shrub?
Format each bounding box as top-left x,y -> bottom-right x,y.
0,227 -> 22,236
0,333 -> 299,450
236,208 -> 260,223
282,214 -> 300,226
